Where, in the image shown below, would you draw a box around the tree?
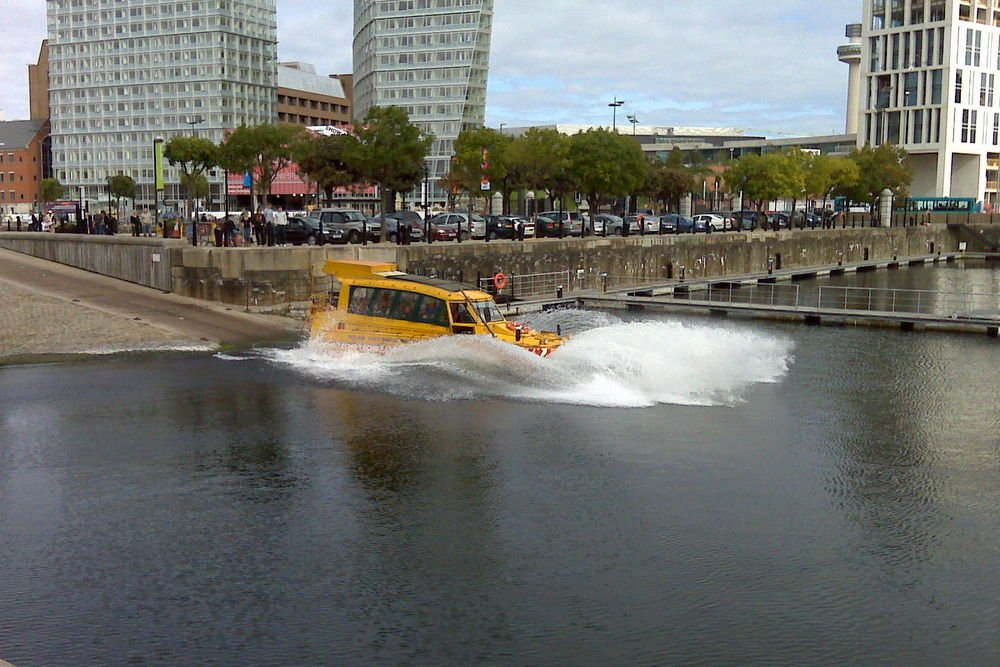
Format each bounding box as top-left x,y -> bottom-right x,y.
294,132 -> 361,206
451,127 -> 514,214
164,135 -> 219,242
219,123 -> 309,210
646,148 -> 696,212
507,127 -> 573,211
727,152 -> 802,213
568,128 -> 649,226
804,154 -> 860,212
41,178 -> 63,204
347,106 -> 432,236
844,143 -> 913,207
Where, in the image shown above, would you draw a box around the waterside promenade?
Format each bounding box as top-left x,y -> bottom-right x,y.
0,248 -> 300,364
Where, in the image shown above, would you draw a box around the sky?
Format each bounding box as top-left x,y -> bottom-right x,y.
1,0 -> 861,138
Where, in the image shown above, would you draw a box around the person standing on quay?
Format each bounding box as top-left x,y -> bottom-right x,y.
140,207 -> 153,237
263,205 -> 275,247
130,210 -> 141,237
273,206 -> 288,246
241,209 -> 252,246
252,209 -> 265,245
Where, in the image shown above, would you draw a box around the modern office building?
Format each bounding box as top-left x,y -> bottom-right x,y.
859,0 -> 1000,207
46,0 -> 277,207
353,0 -> 494,200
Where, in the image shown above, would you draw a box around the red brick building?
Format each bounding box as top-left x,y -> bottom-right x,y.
0,120 -> 51,216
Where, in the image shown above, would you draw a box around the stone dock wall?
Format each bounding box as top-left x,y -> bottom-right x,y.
0,225 -> 987,310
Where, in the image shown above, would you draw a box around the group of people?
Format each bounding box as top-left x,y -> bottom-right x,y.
205,206 -> 290,247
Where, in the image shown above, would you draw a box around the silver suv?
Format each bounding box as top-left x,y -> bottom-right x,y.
537,211 -> 585,237
313,208 -> 377,244
429,213 -> 486,240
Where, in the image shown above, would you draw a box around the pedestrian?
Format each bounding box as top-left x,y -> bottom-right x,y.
16,215 -> 22,232
30,213 -> 39,231
272,206 -> 288,246
130,211 -> 141,237
241,209 -> 252,245
140,208 -> 153,237
517,218 -> 525,241
263,205 -> 275,246
253,209 -> 265,245
223,215 -> 236,247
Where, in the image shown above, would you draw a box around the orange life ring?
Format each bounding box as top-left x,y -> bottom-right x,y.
493,272 -> 508,290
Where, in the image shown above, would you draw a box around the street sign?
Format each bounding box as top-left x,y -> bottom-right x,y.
481,178 -> 491,191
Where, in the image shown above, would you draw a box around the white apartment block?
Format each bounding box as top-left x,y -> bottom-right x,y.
861,0 -> 1000,207
46,0 -> 277,207
353,0 -> 494,200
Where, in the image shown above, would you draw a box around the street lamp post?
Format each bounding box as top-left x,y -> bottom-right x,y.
626,115 -> 639,215
609,98 -> 624,131
184,117 -> 205,246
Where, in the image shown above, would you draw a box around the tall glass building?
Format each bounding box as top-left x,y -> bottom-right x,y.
46,0 -> 277,207
353,0 -> 494,201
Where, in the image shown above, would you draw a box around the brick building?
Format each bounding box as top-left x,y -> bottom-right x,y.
0,120 -> 52,216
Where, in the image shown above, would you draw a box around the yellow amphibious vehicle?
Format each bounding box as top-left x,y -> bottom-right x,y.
309,260 -> 565,356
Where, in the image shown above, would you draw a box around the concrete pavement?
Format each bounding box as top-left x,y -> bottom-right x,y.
0,248 -> 303,361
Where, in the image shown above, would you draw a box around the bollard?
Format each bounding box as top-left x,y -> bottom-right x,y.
767,257 -> 774,275
679,265 -> 686,282
557,324 -> 562,336
556,285 -> 564,299
601,272 -> 609,293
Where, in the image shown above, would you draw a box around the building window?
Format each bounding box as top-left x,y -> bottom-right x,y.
913,31 -> 923,67
931,69 -> 943,104
911,0 -> 924,24
913,109 -> 924,144
993,113 -> 999,145
872,0 -> 885,30
904,72 -> 918,105
956,69 -> 964,104
890,0 -> 904,28
929,0 -> 946,22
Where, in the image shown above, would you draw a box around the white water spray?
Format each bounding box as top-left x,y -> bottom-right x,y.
258,311 -> 794,408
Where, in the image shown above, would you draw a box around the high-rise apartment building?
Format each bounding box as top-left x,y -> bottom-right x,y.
353,0 -> 494,200
860,0 -> 1000,206
46,0 -> 277,206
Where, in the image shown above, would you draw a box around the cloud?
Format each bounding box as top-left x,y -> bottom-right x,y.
1,0 -> 859,138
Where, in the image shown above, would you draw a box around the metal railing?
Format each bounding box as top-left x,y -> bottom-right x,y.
672,283 -> 803,308
817,286 -> 1000,319
479,270 -> 573,299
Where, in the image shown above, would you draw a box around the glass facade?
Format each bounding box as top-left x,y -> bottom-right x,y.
353,0 -> 494,200
46,0 -> 277,204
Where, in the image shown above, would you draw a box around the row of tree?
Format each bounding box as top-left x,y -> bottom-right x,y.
40,105 -> 914,229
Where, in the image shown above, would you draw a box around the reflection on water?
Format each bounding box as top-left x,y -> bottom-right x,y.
0,274 -> 998,665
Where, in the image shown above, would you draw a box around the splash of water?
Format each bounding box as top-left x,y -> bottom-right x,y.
261,312 -> 795,408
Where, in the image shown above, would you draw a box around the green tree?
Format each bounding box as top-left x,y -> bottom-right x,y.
164,135 -> 219,238
107,174 -> 138,219
843,143 -> 913,207
507,127 -> 573,211
804,154 -> 860,212
646,148 -> 696,212
218,123 -> 308,209
347,106 -> 432,234
728,152 -> 802,213
294,132 -> 361,206
451,127 -> 514,214
568,128 -> 649,226
41,178 -> 63,204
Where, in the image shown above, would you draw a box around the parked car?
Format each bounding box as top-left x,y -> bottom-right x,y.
692,213 -> 729,231
658,214 -> 689,233
286,216 -> 345,245
624,214 -> 661,234
486,216 -> 519,240
313,208 -> 377,244
429,213 -> 486,240
367,212 -> 425,243
592,214 -> 623,236
672,215 -> 707,233
533,215 -> 565,238
537,211 -> 585,237
513,217 -> 535,238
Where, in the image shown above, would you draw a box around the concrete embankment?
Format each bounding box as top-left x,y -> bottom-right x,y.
0,224 -> 984,311
0,248 -> 301,364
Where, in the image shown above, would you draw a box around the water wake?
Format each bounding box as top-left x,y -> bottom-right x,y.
260,312 -> 794,408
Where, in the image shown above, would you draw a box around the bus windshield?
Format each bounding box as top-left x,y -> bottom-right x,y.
472,300 -> 505,324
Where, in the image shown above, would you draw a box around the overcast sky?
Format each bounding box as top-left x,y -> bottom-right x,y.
1,0 -> 860,137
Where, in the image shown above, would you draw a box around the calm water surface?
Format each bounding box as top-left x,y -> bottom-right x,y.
1,268 -> 998,666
